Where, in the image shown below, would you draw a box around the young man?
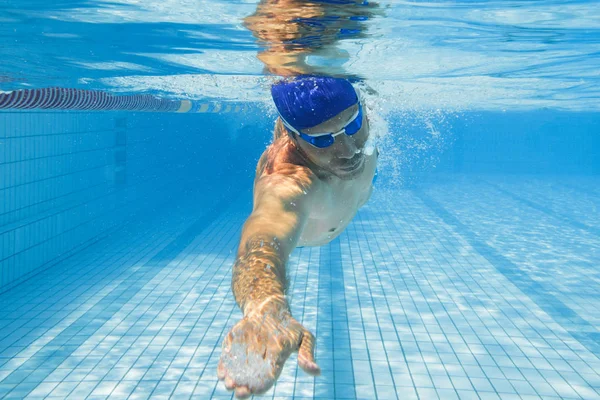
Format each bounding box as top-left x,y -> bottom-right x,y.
218,76 -> 378,398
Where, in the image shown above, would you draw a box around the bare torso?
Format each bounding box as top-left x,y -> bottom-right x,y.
255,132 -> 378,248
298,149 -> 377,246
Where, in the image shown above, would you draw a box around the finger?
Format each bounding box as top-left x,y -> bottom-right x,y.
218,331 -> 234,380
235,386 -> 251,399
248,353 -> 278,394
222,331 -> 234,352
224,376 -> 236,390
217,359 -> 227,380
250,375 -> 276,396
297,329 -> 320,376
253,381 -> 276,396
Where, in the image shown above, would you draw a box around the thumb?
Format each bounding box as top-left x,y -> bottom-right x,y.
297,329 -> 320,376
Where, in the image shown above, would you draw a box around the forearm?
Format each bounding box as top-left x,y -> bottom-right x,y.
232,234 -> 292,316
232,169 -> 316,317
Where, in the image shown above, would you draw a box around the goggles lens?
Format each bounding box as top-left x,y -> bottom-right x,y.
343,106 -> 362,135
301,133 -> 335,148
296,103 -> 363,148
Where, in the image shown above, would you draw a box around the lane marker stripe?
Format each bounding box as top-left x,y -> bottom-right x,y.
0,87 -> 246,113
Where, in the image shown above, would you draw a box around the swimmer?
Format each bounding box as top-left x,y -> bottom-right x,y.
217,76 -> 378,398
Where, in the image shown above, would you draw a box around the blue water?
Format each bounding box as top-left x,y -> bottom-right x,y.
1,0 -> 600,399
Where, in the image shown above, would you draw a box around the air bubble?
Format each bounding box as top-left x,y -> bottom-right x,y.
220,342 -> 273,390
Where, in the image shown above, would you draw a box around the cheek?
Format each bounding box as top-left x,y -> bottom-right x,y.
353,126 -> 369,149
301,142 -> 333,164
315,150 -> 335,164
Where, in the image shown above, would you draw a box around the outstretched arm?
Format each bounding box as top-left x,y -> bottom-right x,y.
233,164 -> 317,315
218,164 -> 322,399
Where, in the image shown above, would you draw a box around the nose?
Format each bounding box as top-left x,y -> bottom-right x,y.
336,134 -> 360,159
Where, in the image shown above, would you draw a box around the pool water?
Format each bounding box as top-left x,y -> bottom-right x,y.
1,0 -> 600,399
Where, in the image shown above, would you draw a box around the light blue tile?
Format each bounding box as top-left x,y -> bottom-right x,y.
416,387 -> 439,399
1,173 -> 600,400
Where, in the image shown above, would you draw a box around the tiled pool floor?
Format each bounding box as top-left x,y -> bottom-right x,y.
0,175 -> 599,399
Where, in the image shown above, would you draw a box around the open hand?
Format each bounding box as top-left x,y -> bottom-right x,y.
217,306 -> 320,398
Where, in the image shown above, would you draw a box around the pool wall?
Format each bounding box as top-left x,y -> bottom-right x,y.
437,111 -> 600,175
1,109 -> 598,294
0,110 -> 269,294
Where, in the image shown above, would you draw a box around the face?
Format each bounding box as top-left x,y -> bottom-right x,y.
292,102 -> 370,180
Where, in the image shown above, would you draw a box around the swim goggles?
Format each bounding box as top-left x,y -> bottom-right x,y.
279,102 -> 363,149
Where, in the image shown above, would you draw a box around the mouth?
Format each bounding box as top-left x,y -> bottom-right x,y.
338,154 -> 365,172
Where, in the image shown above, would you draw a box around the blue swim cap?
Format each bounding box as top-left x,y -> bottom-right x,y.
271,76 -> 358,131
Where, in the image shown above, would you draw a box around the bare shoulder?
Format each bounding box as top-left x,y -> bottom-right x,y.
253,137 -> 321,204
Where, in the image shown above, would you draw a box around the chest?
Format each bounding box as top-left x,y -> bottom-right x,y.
299,154 -> 376,246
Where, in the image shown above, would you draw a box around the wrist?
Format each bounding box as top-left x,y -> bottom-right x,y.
243,294 -> 289,318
